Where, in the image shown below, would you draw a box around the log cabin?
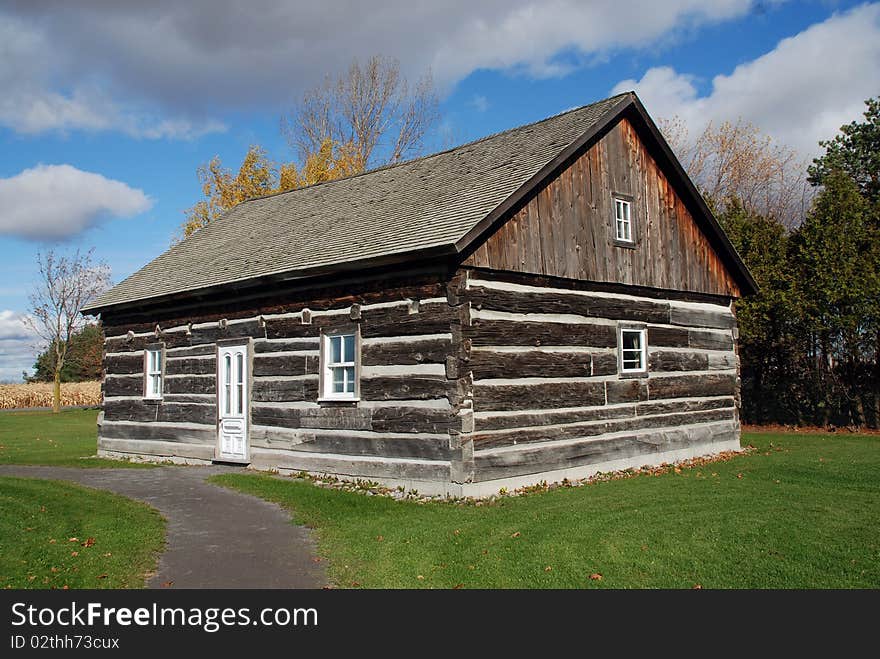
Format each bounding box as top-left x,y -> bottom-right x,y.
83,92 -> 756,496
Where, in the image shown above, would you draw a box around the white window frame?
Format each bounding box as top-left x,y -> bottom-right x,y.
619,327 -> 647,374
614,196 -> 633,243
320,331 -> 359,401
144,345 -> 164,400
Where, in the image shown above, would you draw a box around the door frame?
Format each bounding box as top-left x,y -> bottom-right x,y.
215,338 -> 252,463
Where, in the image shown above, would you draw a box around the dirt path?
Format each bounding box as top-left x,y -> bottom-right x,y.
0,465 -> 327,589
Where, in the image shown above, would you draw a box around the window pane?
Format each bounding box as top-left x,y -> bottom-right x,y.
623,331 -> 640,351
332,366 -> 344,393
345,366 -> 355,393
237,384 -> 243,414
236,353 -> 244,385
225,355 -> 232,384
623,201 -> 630,221
330,336 -> 341,364
343,334 -> 355,362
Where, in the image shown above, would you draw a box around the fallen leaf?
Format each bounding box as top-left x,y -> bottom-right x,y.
160,580 -> 173,587
96,574 -> 108,580
692,584 -> 703,590
544,566 -> 552,572
311,557 -> 323,563
50,567 -> 59,573
376,535 -> 384,542
49,539 -> 56,544
737,473 -> 744,479
453,583 -> 464,589
350,582 -> 360,588
27,575 -> 36,581
70,551 -> 79,557
103,552 -> 112,557
62,585 -> 69,590
640,545 -> 649,552
417,575 -> 425,580
453,529 -> 460,536
68,537 -> 78,543
82,538 -> 95,548
511,531 -> 521,538
589,573 -> 603,581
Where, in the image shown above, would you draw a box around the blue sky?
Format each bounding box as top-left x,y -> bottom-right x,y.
1,0 -> 878,380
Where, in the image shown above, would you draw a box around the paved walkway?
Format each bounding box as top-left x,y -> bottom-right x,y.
0,465 -> 327,589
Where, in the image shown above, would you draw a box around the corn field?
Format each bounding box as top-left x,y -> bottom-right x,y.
0,381 -> 101,410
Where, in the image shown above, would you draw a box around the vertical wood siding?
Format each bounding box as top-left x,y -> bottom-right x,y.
463,118 -> 741,298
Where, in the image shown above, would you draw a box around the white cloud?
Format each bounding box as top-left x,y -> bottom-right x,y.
0,310 -> 38,382
470,95 -> 490,112
0,1 -> 762,138
0,165 -> 152,240
612,3 -> 880,158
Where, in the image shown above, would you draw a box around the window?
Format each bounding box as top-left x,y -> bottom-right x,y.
144,346 -> 164,399
322,332 -> 358,400
619,328 -> 647,374
614,197 -> 633,243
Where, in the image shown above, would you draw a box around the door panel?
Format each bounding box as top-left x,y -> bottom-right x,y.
217,343 -> 249,461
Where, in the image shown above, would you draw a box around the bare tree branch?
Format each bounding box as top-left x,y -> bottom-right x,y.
25,249 -> 111,412
282,55 -> 440,169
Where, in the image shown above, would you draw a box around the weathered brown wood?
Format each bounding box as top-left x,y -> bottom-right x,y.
252,354 -> 319,377
99,421 -> 215,443
647,326 -> 689,348
466,320 -> 616,348
475,403 -> 635,431
167,345 -> 215,357
591,352 -> 617,376
359,375 -> 449,400
359,303 -> 455,338
104,399 -> 157,423
461,117 -> 741,297
189,320 -> 264,344
669,307 -> 735,330
251,378 -> 319,403
361,338 -> 451,366
648,373 -> 736,399
166,357 -> 216,376
164,376 -> 215,395
103,354 -> 143,374
636,396 -> 735,416
104,376 -> 143,397
648,351 -> 709,372
157,403 -> 217,425
250,428 -> 453,460
474,381 -> 605,411
606,379 -> 648,404
470,350 -> 591,379
467,286 -> 670,324
370,407 -> 458,434
688,330 -> 734,351
254,339 -> 319,353
472,407 -> 735,450
473,420 -> 738,481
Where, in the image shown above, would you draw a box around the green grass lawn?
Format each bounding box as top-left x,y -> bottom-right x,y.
0,477 -> 165,589
0,409 -> 150,467
213,431 -> 880,589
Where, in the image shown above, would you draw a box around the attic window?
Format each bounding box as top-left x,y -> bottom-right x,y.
614,196 -> 633,243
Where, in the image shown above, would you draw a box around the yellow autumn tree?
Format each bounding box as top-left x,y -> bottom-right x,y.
179,139 -> 363,240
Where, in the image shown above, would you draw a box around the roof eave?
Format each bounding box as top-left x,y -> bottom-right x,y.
82,243 -> 458,318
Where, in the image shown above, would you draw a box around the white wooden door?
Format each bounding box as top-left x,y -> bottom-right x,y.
217,343 -> 248,461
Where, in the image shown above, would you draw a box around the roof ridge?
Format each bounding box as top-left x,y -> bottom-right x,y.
237,92 -> 632,206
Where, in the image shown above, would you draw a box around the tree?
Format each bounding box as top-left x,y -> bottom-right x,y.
25,250 -> 111,413
31,323 -> 104,383
808,97 -> 880,205
661,117 -> 810,227
790,170 -> 880,426
180,139 -> 364,239
282,55 -> 439,169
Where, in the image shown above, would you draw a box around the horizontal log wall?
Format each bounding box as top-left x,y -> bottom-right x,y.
460,272 -> 740,481
99,277 -> 462,476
